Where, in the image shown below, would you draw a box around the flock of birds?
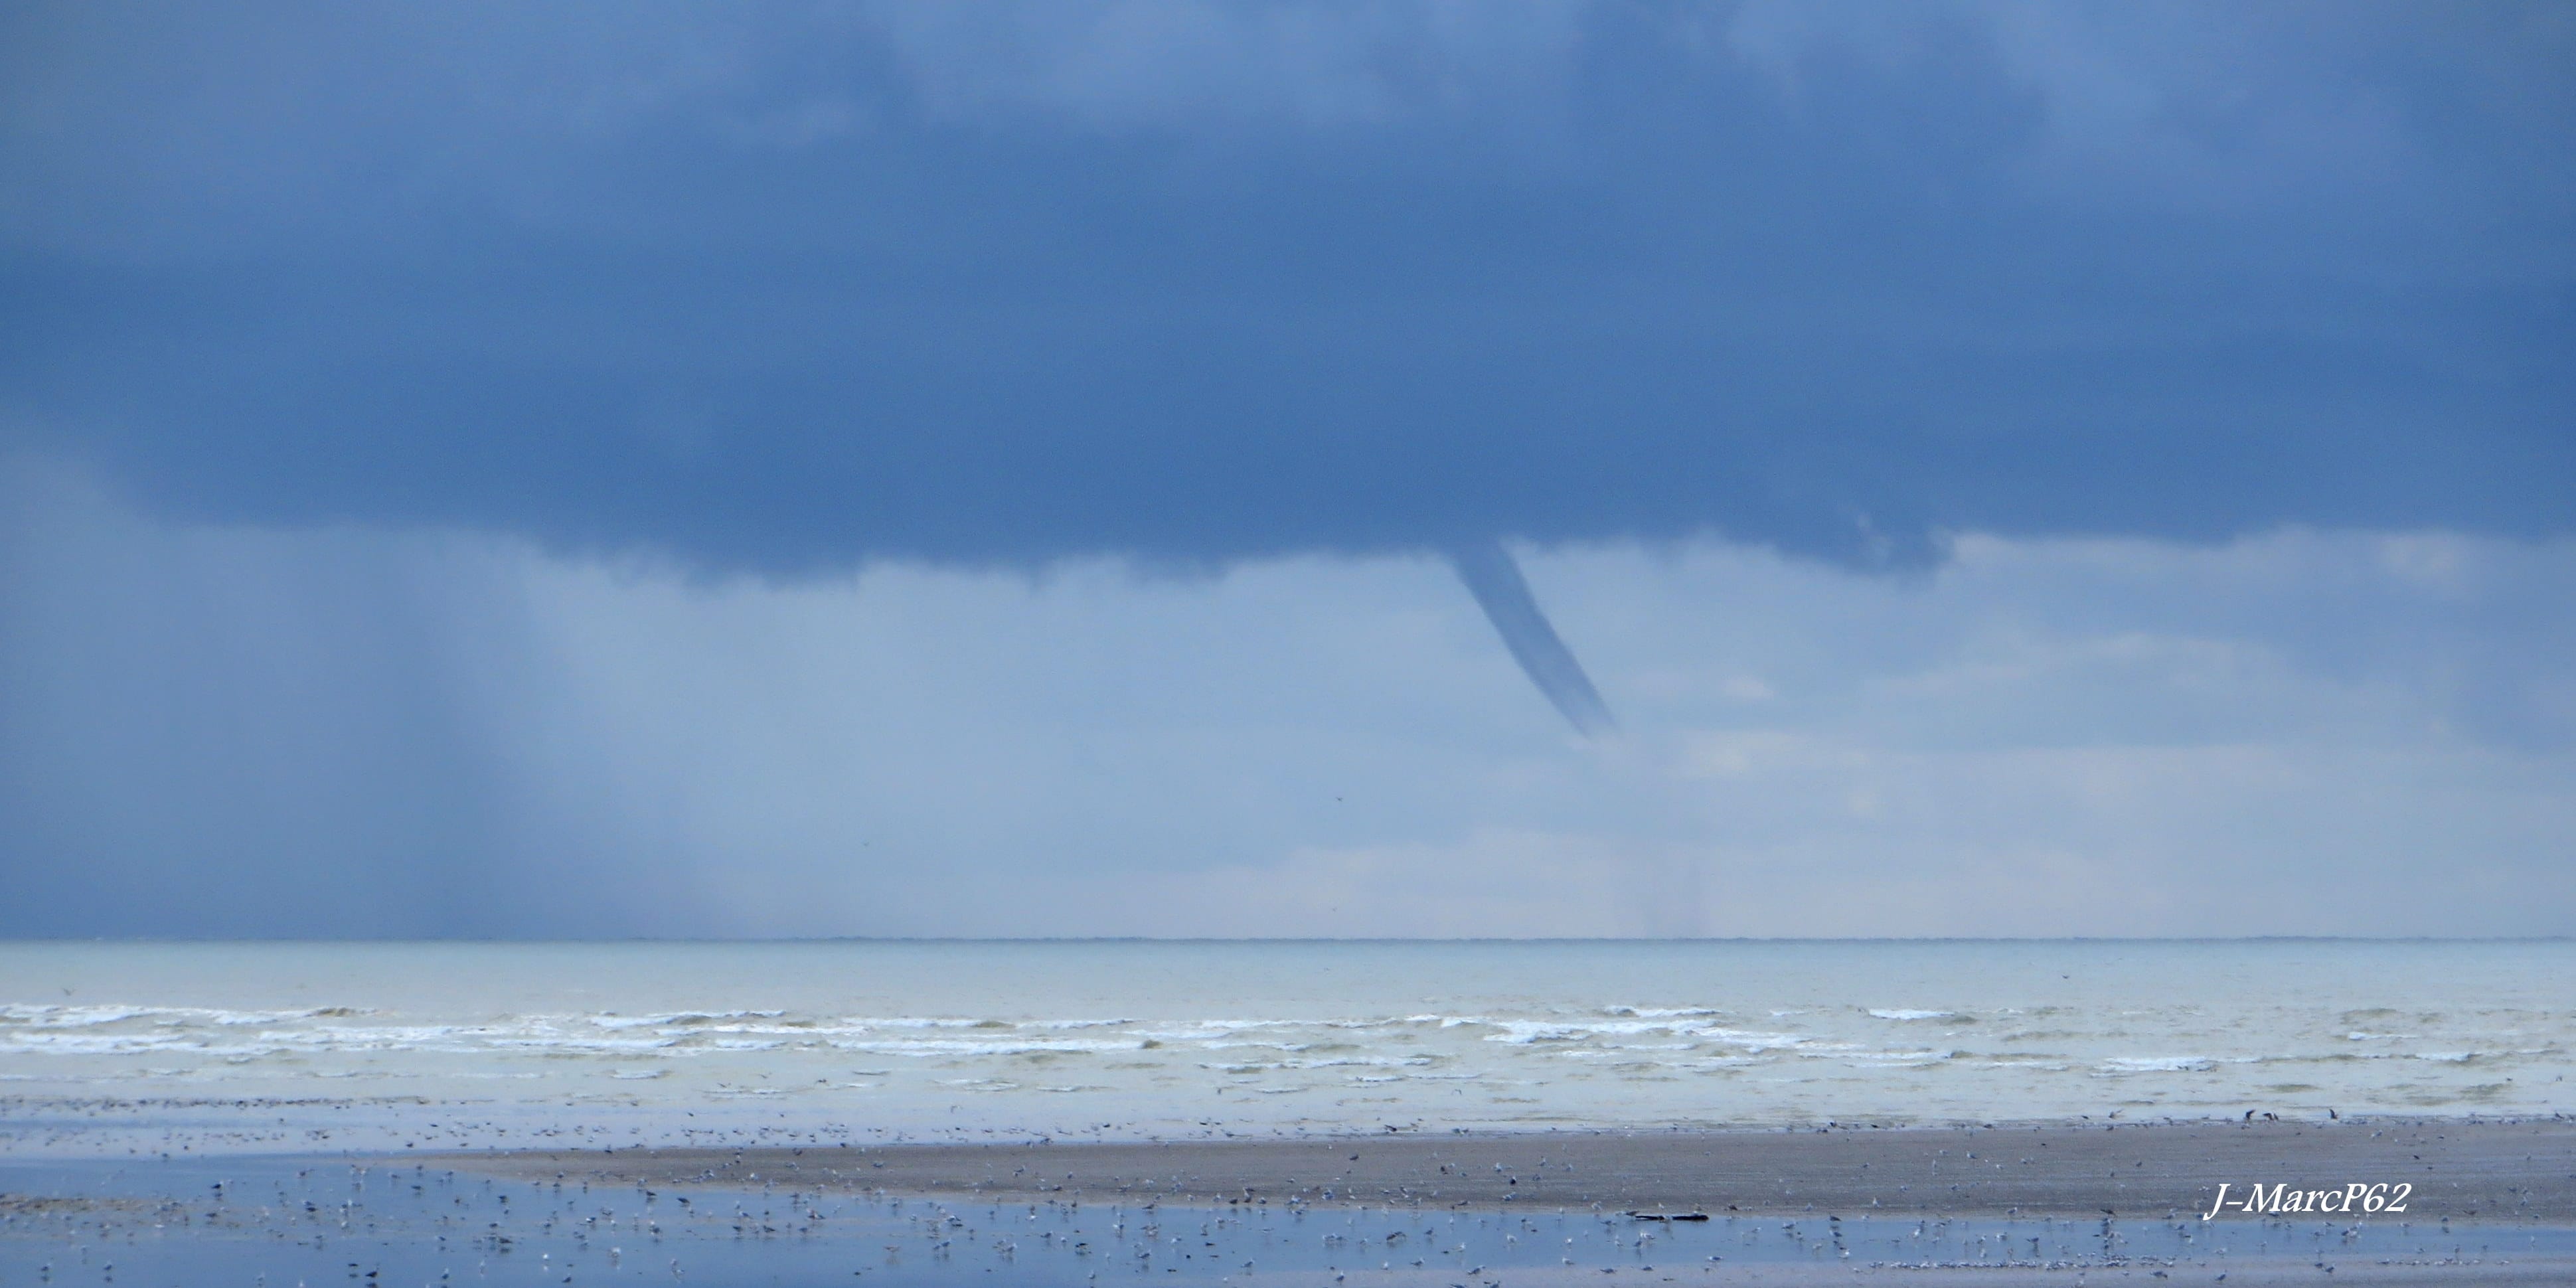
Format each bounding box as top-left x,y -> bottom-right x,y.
3,1155 -> 2496,1287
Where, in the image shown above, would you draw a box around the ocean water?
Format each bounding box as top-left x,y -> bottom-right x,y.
1,940 -> 2569,1157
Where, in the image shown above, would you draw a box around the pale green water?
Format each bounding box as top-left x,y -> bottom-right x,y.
2,939 -> 2569,1157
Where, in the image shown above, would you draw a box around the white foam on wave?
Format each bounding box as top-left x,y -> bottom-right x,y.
5,1032 -> 280,1056
1483,1018 -> 1728,1045
1867,1009 -> 1955,1022
586,1015 -> 663,1030
1842,1049 -> 1955,1065
485,1035 -> 679,1053
826,1036 -> 1150,1057
1694,1028 -> 1811,1051
0,1004 -> 372,1028
0,1005 -> 153,1026
1483,1022 -> 1587,1044
2100,1056 -> 2217,1074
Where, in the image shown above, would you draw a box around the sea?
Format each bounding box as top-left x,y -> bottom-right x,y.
5,939 -> 2569,1159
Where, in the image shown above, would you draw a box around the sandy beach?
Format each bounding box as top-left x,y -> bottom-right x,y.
5,1120 -> 2571,1284
459,1117 -> 2576,1222
1204,1265 -> 2576,1285
410,1121 -> 2576,1283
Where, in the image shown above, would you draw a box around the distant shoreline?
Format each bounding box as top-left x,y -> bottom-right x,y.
447,1117 -> 2576,1223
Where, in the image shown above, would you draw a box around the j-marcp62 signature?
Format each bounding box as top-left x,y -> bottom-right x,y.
2202,1182 -> 2411,1220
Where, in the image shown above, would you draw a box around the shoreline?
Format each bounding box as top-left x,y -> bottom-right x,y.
446,1117 -> 2576,1222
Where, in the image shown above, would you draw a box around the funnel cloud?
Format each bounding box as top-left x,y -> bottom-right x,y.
1449,541 -> 1616,738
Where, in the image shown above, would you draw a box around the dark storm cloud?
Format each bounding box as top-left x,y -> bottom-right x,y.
2,1 -> 2570,573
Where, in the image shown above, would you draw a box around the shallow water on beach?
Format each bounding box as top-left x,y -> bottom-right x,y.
2,940 -> 2570,1155
3,1155 -> 2572,1287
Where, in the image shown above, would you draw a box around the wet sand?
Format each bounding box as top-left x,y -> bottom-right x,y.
10,1130 -> 2575,1285
1279,1265 -> 2576,1286
459,1118 -> 2576,1221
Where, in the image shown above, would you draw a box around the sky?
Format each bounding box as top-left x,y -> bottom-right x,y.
3,1 -> 2571,937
